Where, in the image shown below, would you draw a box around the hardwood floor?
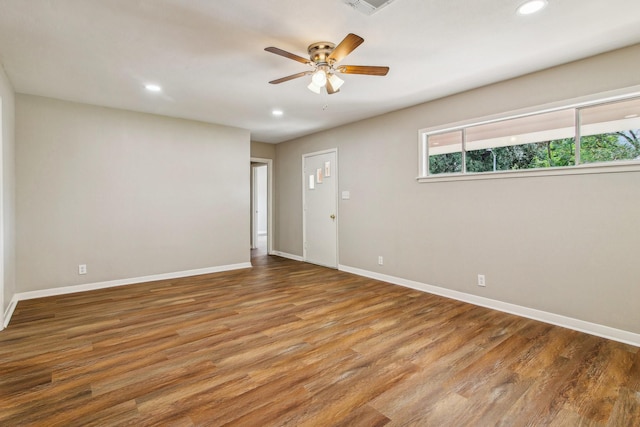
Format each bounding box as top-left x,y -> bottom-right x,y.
1,254 -> 639,426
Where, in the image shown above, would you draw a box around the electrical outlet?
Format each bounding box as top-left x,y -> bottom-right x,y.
477,274 -> 485,287
378,256 -> 384,266
79,264 -> 87,275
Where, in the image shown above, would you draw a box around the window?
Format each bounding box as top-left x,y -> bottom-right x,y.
427,130 -> 462,175
465,109 -> 575,173
579,98 -> 640,164
420,95 -> 640,178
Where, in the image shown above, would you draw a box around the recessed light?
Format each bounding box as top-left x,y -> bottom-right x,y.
517,0 -> 548,15
272,110 -> 283,116
144,83 -> 162,92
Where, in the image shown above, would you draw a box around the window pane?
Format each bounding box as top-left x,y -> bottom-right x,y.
465,110 -> 576,172
579,98 -> 640,164
427,130 -> 462,175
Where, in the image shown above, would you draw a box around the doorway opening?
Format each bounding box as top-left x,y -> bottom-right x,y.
250,158 -> 273,261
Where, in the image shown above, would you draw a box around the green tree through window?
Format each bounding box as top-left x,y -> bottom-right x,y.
424,95 -> 640,176
581,130 -> 640,163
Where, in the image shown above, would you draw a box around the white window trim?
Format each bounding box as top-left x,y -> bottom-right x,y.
417,160 -> 640,183
417,86 -> 640,182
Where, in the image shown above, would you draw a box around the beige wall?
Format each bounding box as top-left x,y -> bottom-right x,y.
251,141 -> 276,160
16,95 -> 250,292
0,64 -> 15,317
275,44 -> 640,334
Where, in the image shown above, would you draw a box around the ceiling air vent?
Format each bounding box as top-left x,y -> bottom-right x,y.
342,0 -> 397,15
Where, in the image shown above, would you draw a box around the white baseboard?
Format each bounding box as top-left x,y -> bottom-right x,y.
271,251 -> 304,262
339,264 -> 640,348
3,262 -> 252,328
2,295 -> 18,329
8,259 -> 637,347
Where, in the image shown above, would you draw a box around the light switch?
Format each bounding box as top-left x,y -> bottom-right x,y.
341,191 -> 350,200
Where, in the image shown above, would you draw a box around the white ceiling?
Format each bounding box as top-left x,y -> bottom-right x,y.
0,0 -> 639,143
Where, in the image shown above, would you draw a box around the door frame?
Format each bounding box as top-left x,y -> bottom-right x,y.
250,157 -> 273,255
302,148 -> 338,267
0,97 -> 4,330
251,166 -> 259,249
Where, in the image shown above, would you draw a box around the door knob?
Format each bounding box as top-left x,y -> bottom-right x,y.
330,214 -> 336,219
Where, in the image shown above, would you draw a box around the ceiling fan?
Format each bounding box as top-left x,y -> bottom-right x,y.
265,33 -> 389,95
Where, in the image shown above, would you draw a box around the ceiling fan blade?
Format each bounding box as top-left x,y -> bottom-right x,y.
326,79 -> 340,95
328,33 -> 364,63
337,65 -> 389,76
269,71 -> 312,84
265,47 -> 312,65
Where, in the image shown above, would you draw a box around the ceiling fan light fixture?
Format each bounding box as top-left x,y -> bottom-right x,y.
328,74 -> 344,91
307,81 -> 322,94
311,69 -> 327,87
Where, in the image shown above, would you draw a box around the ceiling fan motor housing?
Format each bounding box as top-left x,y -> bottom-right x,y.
307,42 -> 336,65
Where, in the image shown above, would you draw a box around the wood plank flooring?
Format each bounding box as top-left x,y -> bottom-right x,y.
1,253 -> 639,426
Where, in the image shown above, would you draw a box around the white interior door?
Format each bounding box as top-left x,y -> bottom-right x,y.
255,166 -> 267,237
303,149 -> 338,268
